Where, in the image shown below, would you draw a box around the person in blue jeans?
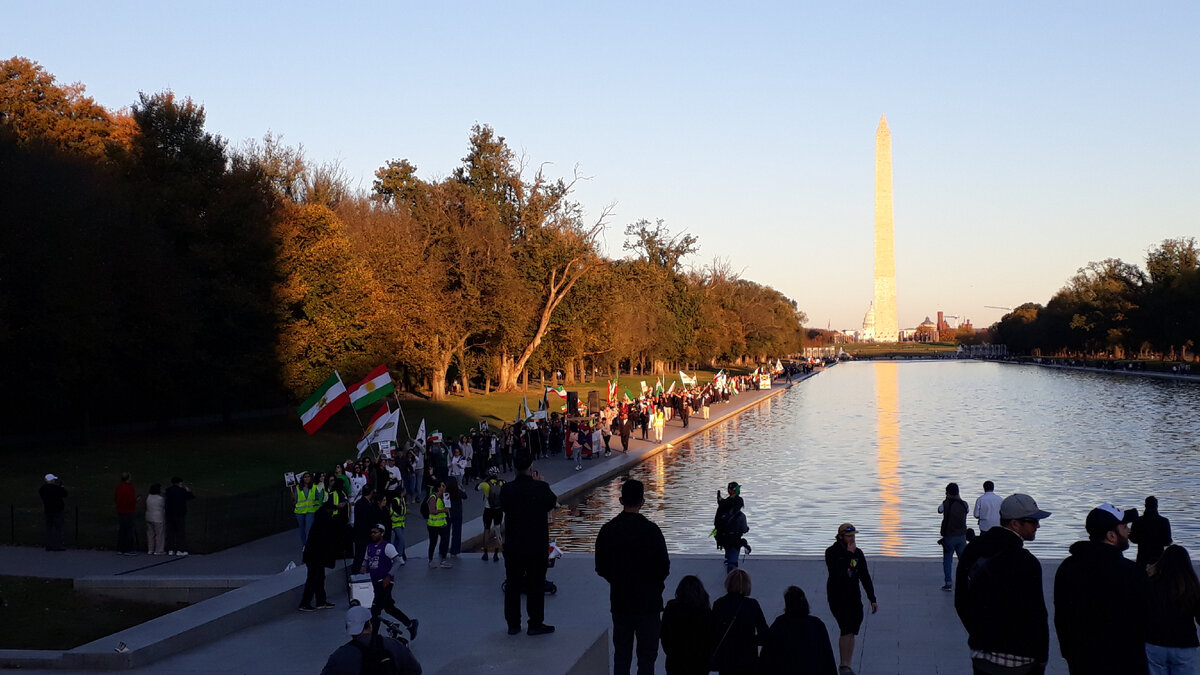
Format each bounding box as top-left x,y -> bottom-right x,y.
715,483 -> 750,573
938,482 -> 970,591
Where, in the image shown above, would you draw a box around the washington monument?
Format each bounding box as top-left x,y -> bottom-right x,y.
873,115 -> 898,342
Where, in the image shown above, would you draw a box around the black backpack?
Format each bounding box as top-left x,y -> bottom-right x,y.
349,634 -> 400,675
419,495 -> 431,520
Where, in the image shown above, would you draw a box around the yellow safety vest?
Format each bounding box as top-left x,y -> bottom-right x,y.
327,490 -> 343,515
294,487 -> 319,514
426,496 -> 448,528
390,501 -> 406,529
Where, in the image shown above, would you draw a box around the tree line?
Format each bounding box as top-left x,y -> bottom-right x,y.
991,239 -> 1199,359
0,57 -> 804,434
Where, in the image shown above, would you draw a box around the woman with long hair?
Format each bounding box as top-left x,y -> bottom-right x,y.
661,574 -> 714,674
1146,544 -> 1200,674
425,480 -> 451,568
445,476 -> 467,557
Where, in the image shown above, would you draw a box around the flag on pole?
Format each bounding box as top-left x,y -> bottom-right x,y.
523,395 -> 534,421
623,387 -> 634,403
654,377 -> 663,395
356,405 -> 400,456
774,359 -> 784,374
666,381 -> 676,395
607,380 -> 617,405
679,371 -> 696,387
415,419 -> 426,448
546,385 -> 567,399
348,365 -> 395,410
299,372 -> 349,434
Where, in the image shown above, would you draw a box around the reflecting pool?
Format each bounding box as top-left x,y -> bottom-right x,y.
549,361 -> 1200,558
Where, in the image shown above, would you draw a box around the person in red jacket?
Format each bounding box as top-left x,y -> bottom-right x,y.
115,473 -> 138,555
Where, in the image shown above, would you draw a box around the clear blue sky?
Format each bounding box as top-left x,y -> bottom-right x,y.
8,1 -> 1197,330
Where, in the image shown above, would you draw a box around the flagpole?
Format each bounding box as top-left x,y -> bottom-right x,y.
391,392 -> 413,442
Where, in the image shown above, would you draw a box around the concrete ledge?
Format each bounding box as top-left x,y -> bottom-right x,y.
0,565 -> 309,670
75,575 -> 264,604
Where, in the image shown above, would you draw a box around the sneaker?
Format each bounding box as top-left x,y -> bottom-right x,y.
507,625 -> 522,635
941,584 -> 953,591
440,559 -> 454,568
318,602 -> 336,609
176,551 -> 189,557
168,551 -> 177,556
839,667 -> 855,675
407,618 -> 419,640
527,624 -> 555,636
298,605 -> 316,612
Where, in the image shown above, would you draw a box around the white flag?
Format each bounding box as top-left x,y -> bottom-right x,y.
416,419 -> 427,448
357,408 -> 401,456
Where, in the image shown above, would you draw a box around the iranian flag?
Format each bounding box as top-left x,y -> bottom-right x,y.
356,403 -> 394,456
299,372 -> 349,434
546,385 -> 567,399
349,365 -> 395,410
607,380 -> 617,405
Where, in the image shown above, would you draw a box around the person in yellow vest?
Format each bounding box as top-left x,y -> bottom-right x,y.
426,481 -> 451,568
292,472 -> 320,548
389,485 -> 408,567
653,408 -> 665,442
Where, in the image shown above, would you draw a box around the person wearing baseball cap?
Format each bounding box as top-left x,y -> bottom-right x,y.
319,603 -> 421,674
356,523 -> 419,641
39,473 -> 68,551
1054,503 -> 1148,674
954,493 -> 1051,674
825,523 -> 878,675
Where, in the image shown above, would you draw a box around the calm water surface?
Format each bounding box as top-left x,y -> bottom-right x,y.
549,361 -> 1200,558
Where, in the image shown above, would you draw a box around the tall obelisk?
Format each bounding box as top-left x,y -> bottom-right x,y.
873,115 -> 898,342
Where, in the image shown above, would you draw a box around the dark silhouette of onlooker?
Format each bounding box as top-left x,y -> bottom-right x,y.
710,569 -> 769,675
825,523 -> 878,675
164,476 -> 194,556
939,482 -> 969,590
115,472 -> 138,555
1131,495 -> 1173,570
500,450 -> 557,636
39,473 -> 67,551
760,585 -> 837,674
595,479 -> 670,675
1144,544 -> 1200,674
660,575 -> 713,675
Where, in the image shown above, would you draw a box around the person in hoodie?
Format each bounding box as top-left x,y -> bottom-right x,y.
1054,503 -> 1148,675
759,585 -> 837,674
1131,495 -> 1173,570
938,482 -> 970,591
955,493 -> 1052,675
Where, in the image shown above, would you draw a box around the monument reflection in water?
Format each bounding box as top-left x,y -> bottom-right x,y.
549,361 -> 1200,558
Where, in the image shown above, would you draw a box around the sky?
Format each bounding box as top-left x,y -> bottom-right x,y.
7,1 -> 1197,330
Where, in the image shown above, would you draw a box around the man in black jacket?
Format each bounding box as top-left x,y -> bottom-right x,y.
939,482 -> 970,591
955,493 -> 1051,675
595,479 -> 670,675
500,450 -> 558,636
1129,495 -> 1172,569
1054,503 -> 1147,675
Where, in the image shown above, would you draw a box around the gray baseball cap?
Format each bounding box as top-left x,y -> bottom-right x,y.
999,493 -> 1051,520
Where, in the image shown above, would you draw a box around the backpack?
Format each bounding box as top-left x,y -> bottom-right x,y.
349,634 -> 400,675
714,508 -> 738,536
485,480 -> 503,509
419,495 -> 431,520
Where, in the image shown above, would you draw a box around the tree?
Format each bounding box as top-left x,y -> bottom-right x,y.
1143,238 -> 1200,358
0,56 -> 116,159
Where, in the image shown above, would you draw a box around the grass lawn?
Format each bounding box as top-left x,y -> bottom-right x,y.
0,575 -> 178,650
6,370 -> 734,552
841,342 -> 959,357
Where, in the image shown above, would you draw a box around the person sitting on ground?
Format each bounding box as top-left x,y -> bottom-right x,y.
660,574 -> 714,675
320,605 -> 421,675
710,568 -> 769,675
760,585 -> 838,674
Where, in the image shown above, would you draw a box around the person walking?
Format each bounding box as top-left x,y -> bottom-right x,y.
955,492 -> 1052,675
1054,503 -> 1148,675
500,450 -> 558,636
388,488 -> 408,566
424,481 -> 451,568
292,471 -> 320,548
298,502 -> 340,612
1145,544 -> 1200,674
825,523 -> 878,675
973,481 -> 1003,533
1131,495 -> 1173,569
595,479 -> 670,675
145,483 -> 165,555
939,482 -> 970,590
618,411 -> 632,454
320,605 -> 421,675
660,575 -> 713,675
115,472 -> 138,556
477,468 -> 504,561
164,476 -> 194,556
759,586 -> 838,675
652,407 -> 665,442
39,473 -> 67,551
358,523 -> 419,641
710,569 -> 770,675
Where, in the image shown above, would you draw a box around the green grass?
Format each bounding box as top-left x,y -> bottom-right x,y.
0,575 -> 178,650
6,370 -> 733,552
842,342 -> 958,357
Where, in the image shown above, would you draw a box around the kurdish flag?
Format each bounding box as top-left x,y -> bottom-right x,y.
299,372 -> 349,434
349,365 -> 395,410
623,387 -> 634,403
